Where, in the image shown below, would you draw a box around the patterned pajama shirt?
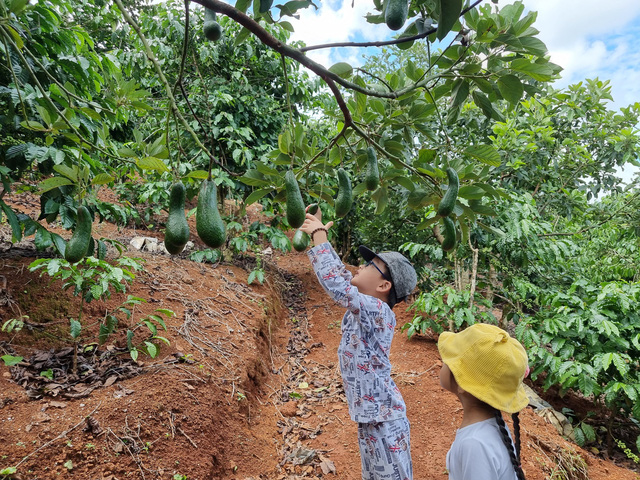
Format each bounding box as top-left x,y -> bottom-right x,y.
308,243 -> 413,480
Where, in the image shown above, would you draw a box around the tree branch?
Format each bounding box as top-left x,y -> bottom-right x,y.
299,0 -> 484,52
193,0 -> 443,100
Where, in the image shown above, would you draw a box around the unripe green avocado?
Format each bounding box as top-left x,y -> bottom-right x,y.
307,203 -> 319,215
292,229 -> 310,252
364,146 -> 380,191
65,206 -> 92,263
385,0 -> 409,31
334,168 -> 353,218
203,8 -> 222,41
441,216 -> 457,252
196,180 -> 226,249
285,170 -> 305,228
437,167 -> 459,217
164,182 -> 190,255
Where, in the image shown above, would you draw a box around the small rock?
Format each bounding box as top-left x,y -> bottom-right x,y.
129,237 -> 147,250
280,401 -> 298,418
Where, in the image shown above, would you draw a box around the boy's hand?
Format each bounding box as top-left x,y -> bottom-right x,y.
300,205 -> 333,245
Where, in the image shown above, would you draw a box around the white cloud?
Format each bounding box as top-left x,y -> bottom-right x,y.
287,0 -> 391,67
515,0 -> 640,107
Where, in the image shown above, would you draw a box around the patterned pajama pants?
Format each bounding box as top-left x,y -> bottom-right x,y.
357,417 -> 413,480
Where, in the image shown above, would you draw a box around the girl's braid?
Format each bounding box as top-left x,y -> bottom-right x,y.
493,410 -> 526,480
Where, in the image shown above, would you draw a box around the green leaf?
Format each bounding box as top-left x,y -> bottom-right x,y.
239,170 -> 269,187
20,120 -> 47,131
130,348 -> 139,362
372,186 -> 388,215
245,188 -> 274,205
0,466 -> 17,475
185,170 -> 209,179
92,173 -> 115,185
33,227 -> 50,250
145,341 -> 158,358
437,0 -> 462,40
497,74 -> 524,104
581,423 -> 596,442
1,355 -> 23,366
38,176 -> 74,194
70,319 -> 82,339
53,164 -> 79,182
472,91 -> 503,121
234,27 -> 251,45
6,24 -> 23,48
137,157 -> 169,173
464,145 -> 501,167
0,201 -> 22,242
509,58 -> 554,81
457,186 -> 486,200
328,62 -> 353,79
574,426 -> 585,446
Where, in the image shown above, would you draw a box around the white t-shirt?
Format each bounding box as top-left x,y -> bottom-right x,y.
446,417 -> 518,480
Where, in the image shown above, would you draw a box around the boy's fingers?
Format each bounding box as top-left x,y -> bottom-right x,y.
326,221 -> 334,229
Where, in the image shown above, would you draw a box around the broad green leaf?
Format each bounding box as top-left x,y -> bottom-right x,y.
6,26 -> 24,49
278,131 -> 292,155
245,187 -> 274,205
70,319 -> 82,339
185,170 -> 209,179
1,355 -> 23,366
497,75 -> 524,104
328,62 -> 353,79
437,0 -> 462,40
20,120 -> 47,131
35,227 -> 52,250
145,342 -> 158,358
0,201 -> 22,242
464,145 -> 501,167
450,79 -> 469,108
118,147 -> 138,158
372,186 -> 388,214
234,27 -> 251,46
509,58 -> 554,81
92,173 -> 115,185
235,0 -> 252,12
137,157 -> 169,173
472,91 -> 503,121
457,186 -> 486,200
239,170 -> 269,187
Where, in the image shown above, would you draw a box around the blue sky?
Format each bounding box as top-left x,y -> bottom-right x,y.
287,0 -> 640,181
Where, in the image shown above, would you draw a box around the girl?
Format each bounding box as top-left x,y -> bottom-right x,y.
437,323 -> 529,480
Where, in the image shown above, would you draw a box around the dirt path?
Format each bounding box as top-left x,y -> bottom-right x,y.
0,195 -> 638,479
270,250 -> 639,480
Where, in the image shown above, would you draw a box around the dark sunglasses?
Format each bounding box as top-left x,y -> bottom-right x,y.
364,260 -> 390,281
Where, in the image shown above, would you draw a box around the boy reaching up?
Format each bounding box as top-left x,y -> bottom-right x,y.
298,208 -> 417,480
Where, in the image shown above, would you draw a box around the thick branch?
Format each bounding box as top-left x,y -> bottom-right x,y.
194,0 -> 442,99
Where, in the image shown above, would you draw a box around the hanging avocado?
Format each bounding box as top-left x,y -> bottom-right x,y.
164,181 -> 190,255
196,179 -> 226,248
203,7 -> 222,41
64,206 -> 92,263
285,170 -> 305,228
334,168 -> 353,218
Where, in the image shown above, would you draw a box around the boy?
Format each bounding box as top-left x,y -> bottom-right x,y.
298,209 -> 417,480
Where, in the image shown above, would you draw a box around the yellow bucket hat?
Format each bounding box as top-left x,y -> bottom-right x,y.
437,323 -> 529,413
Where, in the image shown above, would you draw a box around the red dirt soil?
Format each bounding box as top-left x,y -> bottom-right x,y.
0,190 -> 638,480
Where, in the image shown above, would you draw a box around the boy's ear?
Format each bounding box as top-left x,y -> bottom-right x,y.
376,279 -> 392,294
